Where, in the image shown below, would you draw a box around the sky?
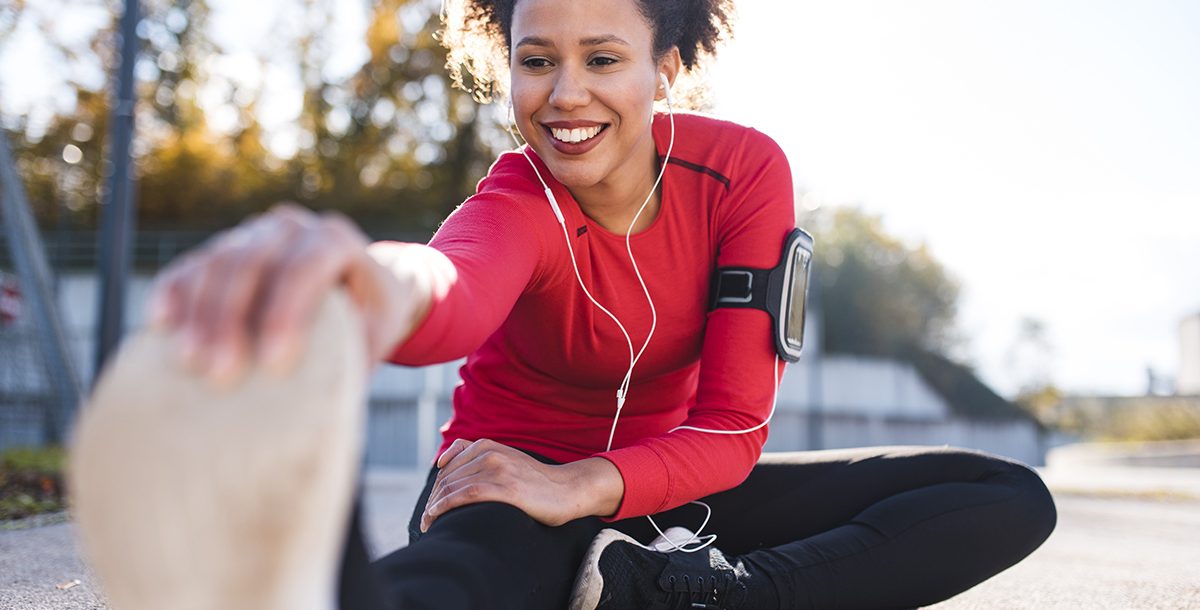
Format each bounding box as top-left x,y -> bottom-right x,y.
711,0 -> 1200,396
2,0 -> 1198,397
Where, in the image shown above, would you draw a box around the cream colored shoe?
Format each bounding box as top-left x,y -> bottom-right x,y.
69,290 -> 368,610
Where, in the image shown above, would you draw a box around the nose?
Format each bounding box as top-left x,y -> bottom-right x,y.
548,67 -> 590,111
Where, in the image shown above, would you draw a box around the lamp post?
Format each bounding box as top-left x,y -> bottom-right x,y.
94,0 -> 140,377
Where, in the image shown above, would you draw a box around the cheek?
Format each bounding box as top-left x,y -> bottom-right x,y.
607,84 -> 657,126
509,83 -> 542,124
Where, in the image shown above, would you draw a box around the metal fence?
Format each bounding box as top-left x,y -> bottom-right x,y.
0,229 -> 431,271
0,227 -> 429,453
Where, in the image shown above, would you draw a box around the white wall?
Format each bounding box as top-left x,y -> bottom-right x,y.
1179,313 -> 1200,395
3,272 -> 1045,466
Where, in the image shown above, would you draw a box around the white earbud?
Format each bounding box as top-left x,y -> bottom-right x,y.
659,73 -> 673,106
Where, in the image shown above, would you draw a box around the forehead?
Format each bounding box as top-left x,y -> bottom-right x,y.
510,0 -> 653,47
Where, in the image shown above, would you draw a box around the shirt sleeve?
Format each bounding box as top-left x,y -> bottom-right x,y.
387,192 -> 547,366
596,129 -> 796,520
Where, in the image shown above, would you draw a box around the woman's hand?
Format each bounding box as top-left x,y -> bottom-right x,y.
420,439 -> 625,532
148,203 -> 431,384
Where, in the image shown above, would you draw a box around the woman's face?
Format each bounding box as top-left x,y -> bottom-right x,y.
509,0 -> 668,194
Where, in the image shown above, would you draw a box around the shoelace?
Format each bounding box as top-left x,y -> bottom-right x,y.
663,572 -> 743,610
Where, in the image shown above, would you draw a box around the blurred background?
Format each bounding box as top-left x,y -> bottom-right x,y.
2,0 -> 1200,517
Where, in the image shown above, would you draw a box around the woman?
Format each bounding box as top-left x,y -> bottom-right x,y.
76,0 -> 1056,608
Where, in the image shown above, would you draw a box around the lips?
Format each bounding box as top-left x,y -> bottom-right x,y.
550,125 -> 605,143
541,120 -> 609,155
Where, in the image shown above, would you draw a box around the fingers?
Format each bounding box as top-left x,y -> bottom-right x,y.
145,204 -> 374,381
198,220 -> 302,383
420,473 -> 503,533
256,214 -> 363,372
436,438 -> 473,468
422,439 -> 522,532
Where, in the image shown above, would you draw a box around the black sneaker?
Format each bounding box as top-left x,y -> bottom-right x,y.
569,529 -> 772,610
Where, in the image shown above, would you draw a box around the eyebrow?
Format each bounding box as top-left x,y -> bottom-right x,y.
514,35 -> 632,49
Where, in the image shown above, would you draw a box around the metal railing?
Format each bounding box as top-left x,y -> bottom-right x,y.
0,228 -> 431,270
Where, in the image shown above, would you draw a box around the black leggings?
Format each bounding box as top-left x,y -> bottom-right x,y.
338,445 -> 1057,610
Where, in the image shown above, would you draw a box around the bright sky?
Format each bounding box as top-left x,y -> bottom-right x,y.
2,0 -> 1198,396
712,0 -> 1200,397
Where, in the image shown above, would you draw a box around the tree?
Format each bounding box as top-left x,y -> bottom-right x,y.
3,0 -> 503,234
804,207 -> 961,358
281,0 -> 498,230
1006,316 -> 1062,424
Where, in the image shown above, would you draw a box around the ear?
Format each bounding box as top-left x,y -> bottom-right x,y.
655,47 -> 683,101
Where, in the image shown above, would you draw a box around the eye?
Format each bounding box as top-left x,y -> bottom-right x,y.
589,55 -> 619,67
521,57 -> 553,69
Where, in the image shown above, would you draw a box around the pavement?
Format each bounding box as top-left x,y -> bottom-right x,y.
2,464 -> 1199,609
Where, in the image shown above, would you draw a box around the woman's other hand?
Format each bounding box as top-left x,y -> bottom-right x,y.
420,439 -> 625,531
147,203 -> 431,385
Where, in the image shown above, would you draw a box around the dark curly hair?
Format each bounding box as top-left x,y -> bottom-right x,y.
439,0 -> 735,105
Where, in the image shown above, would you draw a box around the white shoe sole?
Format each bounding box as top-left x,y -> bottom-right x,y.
568,528 -> 649,610
69,290 -> 368,610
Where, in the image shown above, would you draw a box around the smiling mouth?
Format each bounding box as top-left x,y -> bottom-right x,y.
547,124 -> 608,144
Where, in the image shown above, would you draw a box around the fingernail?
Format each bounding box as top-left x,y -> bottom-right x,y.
149,294 -> 170,329
261,337 -> 294,374
208,346 -> 240,386
180,331 -> 203,370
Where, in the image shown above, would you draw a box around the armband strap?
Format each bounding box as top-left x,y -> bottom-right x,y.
709,268 -> 771,311
706,227 -> 815,363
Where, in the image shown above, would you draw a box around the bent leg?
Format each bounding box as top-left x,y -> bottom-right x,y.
627,445 -> 1057,609
342,467 -> 605,610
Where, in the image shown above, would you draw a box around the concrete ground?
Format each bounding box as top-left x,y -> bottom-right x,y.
2,465 -> 1199,610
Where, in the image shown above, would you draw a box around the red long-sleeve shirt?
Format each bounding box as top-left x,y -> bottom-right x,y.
389,113 -> 794,520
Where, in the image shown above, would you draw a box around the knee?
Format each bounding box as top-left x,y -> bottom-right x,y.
998,460 -> 1058,553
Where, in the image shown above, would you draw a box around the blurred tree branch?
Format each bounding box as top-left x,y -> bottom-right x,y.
3,0 -> 503,235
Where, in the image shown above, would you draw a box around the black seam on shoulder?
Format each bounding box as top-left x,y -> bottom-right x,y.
662,156 -> 731,191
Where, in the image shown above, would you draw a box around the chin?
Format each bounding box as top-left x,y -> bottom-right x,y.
542,157 -> 608,191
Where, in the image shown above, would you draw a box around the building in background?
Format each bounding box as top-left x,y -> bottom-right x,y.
1044,312 -> 1200,445
1,272 -> 1051,466
1179,312 -> 1200,396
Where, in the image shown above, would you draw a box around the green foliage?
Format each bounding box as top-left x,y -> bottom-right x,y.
0,446 -> 66,521
1107,404 -> 1200,441
1048,397 -> 1200,441
5,0 -> 502,234
805,207 -> 961,358
1017,384 -> 1065,426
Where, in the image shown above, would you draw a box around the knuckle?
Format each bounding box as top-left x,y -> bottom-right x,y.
272,210 -> 310,233
481,451 -> 505,468
320,212 -> 364,244
269,201 -> 309,218
206,247 -> 242,272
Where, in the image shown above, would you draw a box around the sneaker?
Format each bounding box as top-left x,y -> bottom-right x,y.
569,528 -> 772,610
648,526 -> 703,553
69,290 -> 369,610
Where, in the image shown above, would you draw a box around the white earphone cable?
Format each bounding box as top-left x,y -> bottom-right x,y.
504,76 -> 783,554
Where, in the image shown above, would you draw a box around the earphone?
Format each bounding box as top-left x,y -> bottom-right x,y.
506,71 -> 784,553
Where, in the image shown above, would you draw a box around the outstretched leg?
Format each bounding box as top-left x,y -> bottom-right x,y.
574,445 -> 1056,609
717,446 -> 1059,608
70,290 -> 369,610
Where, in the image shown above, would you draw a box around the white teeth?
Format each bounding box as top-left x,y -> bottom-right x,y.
550,125 -> 603,144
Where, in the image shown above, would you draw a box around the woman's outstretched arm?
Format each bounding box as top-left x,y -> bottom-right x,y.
148,204 -> 434,384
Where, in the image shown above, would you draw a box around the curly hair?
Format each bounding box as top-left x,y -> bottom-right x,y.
439,0 -> 735,105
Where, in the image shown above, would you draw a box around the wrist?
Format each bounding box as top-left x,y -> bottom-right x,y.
561,457 -> 625,519
366,242 -> 438,356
